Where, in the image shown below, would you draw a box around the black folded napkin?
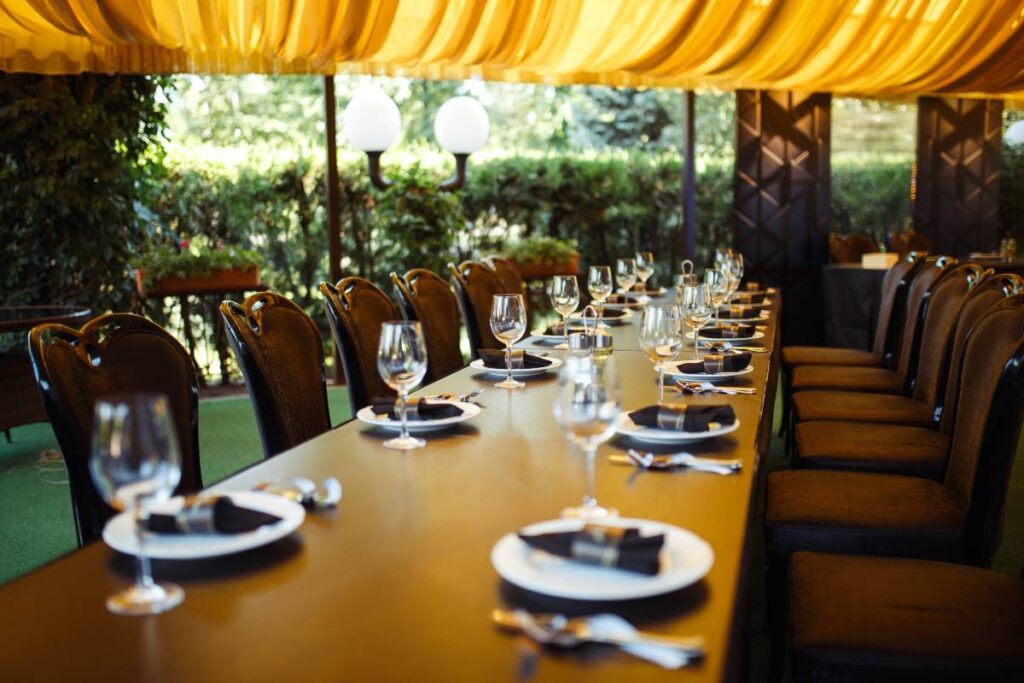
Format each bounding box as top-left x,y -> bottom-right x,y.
631,284 -> 661,294
545,321 -> 587,336
144,496 -> 282,535
371,398 -> 464,420
701,323 -> 754,339
719,305 -> 757,320
519,524 -> 664,575
732,291 -> 766,304
590,307 -> 627,319
675,353 -> 751,374
629,403 -> 737,432
605,293 -> 641,305
478,349 -> 552,369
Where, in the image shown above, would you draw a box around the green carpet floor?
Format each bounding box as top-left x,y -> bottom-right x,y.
0,388 -> 351,585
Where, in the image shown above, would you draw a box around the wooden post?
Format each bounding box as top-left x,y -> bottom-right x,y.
682,91 -> 697,262
324,76 -> 343,382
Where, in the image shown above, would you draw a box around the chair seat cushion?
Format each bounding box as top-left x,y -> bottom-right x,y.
795,421 -> 949,479
790,552 -> 1024,681
792,391 -> 935,426
783,346 -> 880,368
766,470 -> 966,559
792,365 -> 902,393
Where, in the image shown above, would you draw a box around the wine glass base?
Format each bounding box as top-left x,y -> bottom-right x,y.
495,378 -> 526,389
106,581 -> 184,616
560,504 -> 619,521
383,435 -> 427,450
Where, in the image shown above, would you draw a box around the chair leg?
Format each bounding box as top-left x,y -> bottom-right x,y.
766,546 -> 788,683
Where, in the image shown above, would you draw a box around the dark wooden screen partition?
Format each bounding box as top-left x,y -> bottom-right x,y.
734,90 -> 831,345
914,96 -> 1003,257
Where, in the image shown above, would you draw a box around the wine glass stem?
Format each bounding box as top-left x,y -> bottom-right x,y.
583,445 -> 597,509
695,327 -> 700,360
658,366 -> 665,402
562,313 -> 568,347
505,343 -> 513,384
398,390 -> 410,440
133,505 -> 155,591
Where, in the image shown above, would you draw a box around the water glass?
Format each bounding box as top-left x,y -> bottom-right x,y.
680,283 -> 713,360
639,305 -> 683,402
377,321 -> 429,449
553,355 -> 622,520
490,294 -> 528,389
90,392 -> 184,616
587,266 -> 613,317
549,275 -> 580,349
615,258 -> 637,293
635,251 -> 656,297
705,268 -> 728,325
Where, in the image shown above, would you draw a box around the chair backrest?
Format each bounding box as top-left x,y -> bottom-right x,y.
28,314 -> 201,545
889,227 -> 933,257
828,233 -> 876,264
891,255 -> 956,387
391,269 -> 465,383
940,295 -> 1024,564
448,261 -> 504,354
871,252 -> 920,358
937,273 -> 1024,436
487,257 -> 525,294
908,264 -> 986,410
220,293 -> 331,459
320,277 -> 399,414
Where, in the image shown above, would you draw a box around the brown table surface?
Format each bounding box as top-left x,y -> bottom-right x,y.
0,296 -> 781,683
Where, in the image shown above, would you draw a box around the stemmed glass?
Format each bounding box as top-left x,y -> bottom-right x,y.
549,275 -> 580,349
490,294 -> 528,389
90,392 -> 184,616
377,321 -> 429,450
587,266 -> 613,318
639,305 -> 683,402
680,283 -> 713,360
553,354 -> 622,520
615,258 -> 637,294
635,251 -> 656,300
705,268 -> 729,326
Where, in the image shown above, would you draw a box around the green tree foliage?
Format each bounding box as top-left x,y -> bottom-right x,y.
571,87 -> 674,149
0,74 -> 168,312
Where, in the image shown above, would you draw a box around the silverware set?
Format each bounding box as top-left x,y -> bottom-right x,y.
424,388 -> 485,403
675,380 -> 757,395
253,476 -> 342,509
613,449 -> 743,475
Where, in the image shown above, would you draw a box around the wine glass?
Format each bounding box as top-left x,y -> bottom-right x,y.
553,354 -> 622,520
490,294 -> 528,389
377,321 -> 429,450
549,275 -> 580,349
639,305 -> 683,402
705,268 -> 729,326
680,283 -> 713,360
90,392 -> 184,616
635,251 -> 656,299
587,266 -> 613,318
615,258 -> 637,294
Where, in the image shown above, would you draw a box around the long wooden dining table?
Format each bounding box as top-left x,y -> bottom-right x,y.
0,292 -> 781,683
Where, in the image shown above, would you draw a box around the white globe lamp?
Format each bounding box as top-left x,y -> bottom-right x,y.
1007,120 -> 1024,147
434,96 -> 489,155
343,86 -> 401,152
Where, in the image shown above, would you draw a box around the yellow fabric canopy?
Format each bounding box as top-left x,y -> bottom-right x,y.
2,0 -> 1024,100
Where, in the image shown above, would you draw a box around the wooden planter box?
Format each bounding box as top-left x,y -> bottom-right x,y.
510,252 -> 580,280
136,267 -> 260,298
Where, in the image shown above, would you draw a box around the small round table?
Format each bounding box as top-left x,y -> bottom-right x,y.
0,305 -> 91,439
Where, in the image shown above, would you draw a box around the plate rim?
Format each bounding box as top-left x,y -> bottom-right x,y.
686,330 -> 766,343
469,356 -> 563,376
615,414 -> 742,442
356,400 -> 483,431
666,364 -> 755,381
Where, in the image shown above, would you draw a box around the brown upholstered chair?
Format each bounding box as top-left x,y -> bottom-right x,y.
220,293 -> 331,459
766,296 -> 1024,678
391,269 -> 465,383
782,252 -> 922,372
320,277 -> 399,415
28,314 -> 202,545
794,273 -> 1022,479
828,232 -> 877,264
486,256 -> 525,294
788,551 -> 1024,682
790,255 -> 956,397
448,261 -> 504,355
889,227 -> 933,258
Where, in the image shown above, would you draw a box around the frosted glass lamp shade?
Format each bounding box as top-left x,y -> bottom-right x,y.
344,87 -> 401,152
1007,120 -> 1024,146
434,96 -> 489,154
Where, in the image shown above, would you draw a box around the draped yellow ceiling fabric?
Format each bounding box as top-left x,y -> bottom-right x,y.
3,0 -> 1024,100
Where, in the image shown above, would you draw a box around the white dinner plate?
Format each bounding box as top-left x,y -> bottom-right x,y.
666,363 -> 754,383
686,330 -> 765,343
602,300 -> 645,310
357,401 -> 482,433
491,517 -> 714,601
615,414 -> 741,444
718,311 -> 771,323
722,298 -> 772,309
568,310 -> 633,325
103,491 -> 305,560
620,288 -> 667,299
526,332 -> 568,346
470,357 -> 563,378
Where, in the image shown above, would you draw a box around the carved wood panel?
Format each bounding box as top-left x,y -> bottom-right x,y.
914,97 -> 1002,256
733,90 -> 831,345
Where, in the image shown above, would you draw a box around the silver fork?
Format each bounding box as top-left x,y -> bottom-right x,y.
675,380 -> 756,395
616,449 -> 742,474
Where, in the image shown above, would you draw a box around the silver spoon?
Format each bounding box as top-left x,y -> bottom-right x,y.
675,381 -> 756,395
